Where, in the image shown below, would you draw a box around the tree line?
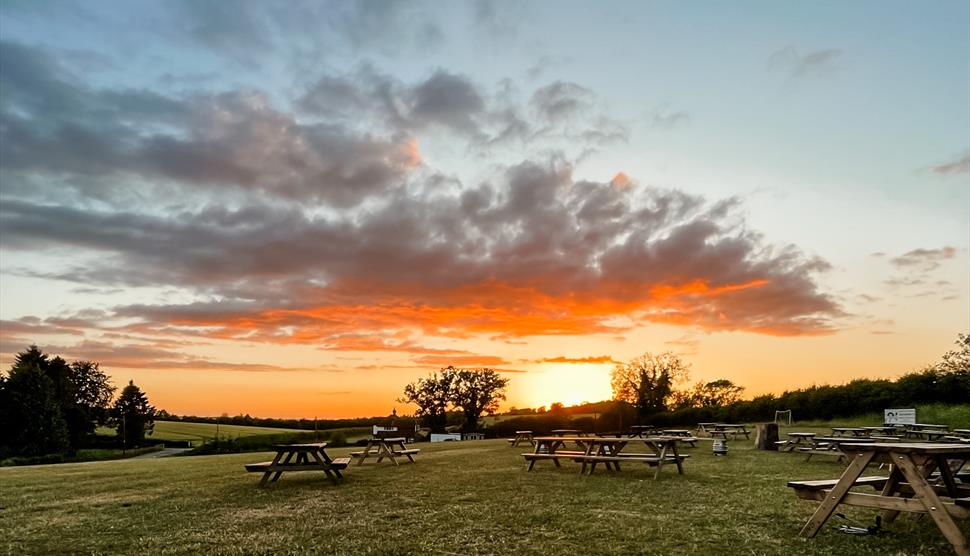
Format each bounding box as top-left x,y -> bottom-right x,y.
0,346 -> 157,459
610,333 -> 968,426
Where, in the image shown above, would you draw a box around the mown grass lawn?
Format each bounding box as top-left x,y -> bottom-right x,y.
1,436 -> 964,555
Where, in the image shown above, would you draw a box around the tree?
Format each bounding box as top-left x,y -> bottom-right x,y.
448,367 -> 509,432
674,379 -> 745,409
112,381 -> 156,447
610,352 -> 689,418
399,370 -> 455,433
936,333 -> 969,374
1,346 -> 117,453
0,360 -> 70,457
69,361 -> 116,429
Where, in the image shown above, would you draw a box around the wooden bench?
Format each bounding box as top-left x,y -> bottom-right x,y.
576,453 -> 690,476
393,449 -> 420,456
788,476 -> 889,494
665,436 -> 698,447
522,451 -> 586,470
796,447 -> 845,462
245,458 -> 350,473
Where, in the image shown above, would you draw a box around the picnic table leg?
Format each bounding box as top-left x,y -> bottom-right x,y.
273,452 -> 295,482
527,441 -> 541,471
260,451 -> 286,486
654,442 -> 667,480
799,450 -> 874,537
670,441 -> 684,475
379,442 -> 398,465
581,442 -> 595,475
309,450 -> 340,485
394,440 -> 413,463
894,453 -> 969,555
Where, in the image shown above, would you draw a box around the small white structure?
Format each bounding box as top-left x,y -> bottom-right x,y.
462,432 -> 484,441
430,433 -> 462,442
884,408 -> 916,425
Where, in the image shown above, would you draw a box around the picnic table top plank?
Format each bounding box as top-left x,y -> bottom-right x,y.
272,442 -> 328,450
840,442 -> 970,454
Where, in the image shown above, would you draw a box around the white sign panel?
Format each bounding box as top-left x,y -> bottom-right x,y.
884,408 -> 916,425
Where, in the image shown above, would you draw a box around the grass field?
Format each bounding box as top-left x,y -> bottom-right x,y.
1,435 -> 964,554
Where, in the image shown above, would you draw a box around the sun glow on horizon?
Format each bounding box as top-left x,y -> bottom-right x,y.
517,363 -> 614,409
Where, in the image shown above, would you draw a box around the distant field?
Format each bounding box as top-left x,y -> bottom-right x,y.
1,435 -> 963,554
96,421 -> 371,447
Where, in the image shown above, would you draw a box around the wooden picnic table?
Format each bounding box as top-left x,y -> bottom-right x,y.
508,430 -> 535,447
696,423 -> 719,437
777,432 -> 816,452
523,435 -> 689,479
244,442 -> 349,486
711,424 -> 750,439
861,426 -> 899,436
789,442 -> 970,555
910,423 -> 951,431
351,437 -> 419,465
551,429 -> 585,437
830,427 -> 868,437
628,425 -> 656,437
903,424 -> 952,440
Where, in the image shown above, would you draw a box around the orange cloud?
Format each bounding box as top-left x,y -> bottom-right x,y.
537,356 -> 618,364
611,171 -> 632,189
412,355 -> 510,367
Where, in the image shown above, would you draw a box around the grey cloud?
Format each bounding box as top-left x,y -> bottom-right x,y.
768,47 -> 842,78
930,152 -> 970,175
408,71 -> 487,137
531,81 -> 594,123
174,0 -> 273,68
1,156 -> 841,337
890,246 -> 957,270
651,109 -> 691,129
1,41 -> 419,207
299,68 -> 625,148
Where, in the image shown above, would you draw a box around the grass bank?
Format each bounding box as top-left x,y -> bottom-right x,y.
1,437 -> 963,554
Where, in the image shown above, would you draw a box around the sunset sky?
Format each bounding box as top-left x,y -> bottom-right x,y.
1,1 -> 967,419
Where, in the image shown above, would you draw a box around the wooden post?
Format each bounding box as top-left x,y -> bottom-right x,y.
754,423 -> 779,450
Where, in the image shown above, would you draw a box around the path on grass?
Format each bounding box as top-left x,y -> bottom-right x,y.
132,447 -> 193,459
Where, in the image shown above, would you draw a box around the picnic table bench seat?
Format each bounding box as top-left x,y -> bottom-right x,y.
796,447 -> 846,462
393,449 -> 420,455
787,476 -> 889,492
245,460 -> 348,473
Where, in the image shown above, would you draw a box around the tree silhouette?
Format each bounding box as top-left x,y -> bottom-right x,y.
400,370 -> 455,433
112,381 -> 156,447
448,367 -> 509,432
0,353 -> 69,457
610,352 -> 689,419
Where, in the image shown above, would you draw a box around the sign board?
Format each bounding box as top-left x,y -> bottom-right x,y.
884,408 -> 916,425
373,425 -> 397,435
